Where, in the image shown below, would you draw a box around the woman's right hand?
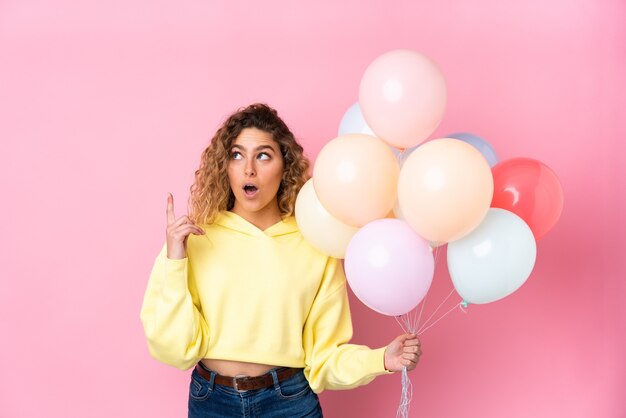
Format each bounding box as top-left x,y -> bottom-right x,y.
166,193 -> 205,259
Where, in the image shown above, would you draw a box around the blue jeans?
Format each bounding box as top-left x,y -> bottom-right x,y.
188,363 -> 324,417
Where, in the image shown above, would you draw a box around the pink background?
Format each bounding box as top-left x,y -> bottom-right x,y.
1,1 -> 624,417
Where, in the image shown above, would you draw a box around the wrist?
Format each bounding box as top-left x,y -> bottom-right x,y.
166,246 -> 187,260
383,347 -> 390,372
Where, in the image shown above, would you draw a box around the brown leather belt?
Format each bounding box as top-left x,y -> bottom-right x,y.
194,364 -> 301,392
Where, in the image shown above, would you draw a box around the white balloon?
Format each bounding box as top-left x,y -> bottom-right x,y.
447,208 -> 537,304
339,102 -> 413,169
338,102 -> 376,137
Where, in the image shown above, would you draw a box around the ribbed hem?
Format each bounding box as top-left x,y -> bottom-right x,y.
368,346 -> 394,375
161,255 -> 189,292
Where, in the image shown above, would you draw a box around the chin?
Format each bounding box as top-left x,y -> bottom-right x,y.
240,200 -> 269,214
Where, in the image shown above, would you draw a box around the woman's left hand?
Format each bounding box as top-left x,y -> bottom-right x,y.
384,333 -> 422,372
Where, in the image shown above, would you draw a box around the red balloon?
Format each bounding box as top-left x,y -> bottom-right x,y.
491,158 -> 563,239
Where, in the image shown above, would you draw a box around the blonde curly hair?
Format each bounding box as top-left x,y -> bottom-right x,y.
187,103 -> 310,225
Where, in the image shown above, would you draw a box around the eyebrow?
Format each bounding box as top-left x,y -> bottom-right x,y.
231,144 -> 277,153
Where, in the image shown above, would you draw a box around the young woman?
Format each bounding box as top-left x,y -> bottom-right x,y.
140,103 -> 422,417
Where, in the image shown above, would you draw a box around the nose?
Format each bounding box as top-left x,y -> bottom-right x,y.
245,161 -> 256,177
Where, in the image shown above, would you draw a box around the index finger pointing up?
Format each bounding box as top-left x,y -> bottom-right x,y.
167,193 -> 176,225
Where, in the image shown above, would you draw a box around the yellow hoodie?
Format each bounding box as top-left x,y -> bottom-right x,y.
140,210 -> 391,393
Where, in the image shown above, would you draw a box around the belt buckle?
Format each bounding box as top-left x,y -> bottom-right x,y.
233,375 -> 249,393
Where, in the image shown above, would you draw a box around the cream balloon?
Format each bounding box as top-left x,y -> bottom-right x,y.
398,138 -> 493,243
313,134 -> 399,227
295,179 -> 359,258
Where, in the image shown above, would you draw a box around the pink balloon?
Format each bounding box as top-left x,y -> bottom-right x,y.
344,219 -> 434,316
359,49 -> 447,149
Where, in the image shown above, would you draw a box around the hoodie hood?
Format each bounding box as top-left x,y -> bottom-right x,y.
214,211 -> 299,238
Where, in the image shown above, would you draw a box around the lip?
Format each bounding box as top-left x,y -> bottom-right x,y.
242,183 -> 259,199
243,189 -> 259,199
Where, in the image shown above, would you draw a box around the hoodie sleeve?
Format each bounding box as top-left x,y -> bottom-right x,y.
302,257 -> 393,393
139,244 -> 209,370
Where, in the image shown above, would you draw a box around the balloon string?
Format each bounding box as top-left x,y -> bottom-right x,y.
416,288 -> 455,332
415,287 -> 428,332
417,300 -> 464,336
433,243 -> 442,264
396,312 -> 417,334
409,299 -> 417,333
414,244 -> 441,331
407,314 -> 415,334
395,315 -> 409,334
396,366 -> 413,418
395,246 -> 450,418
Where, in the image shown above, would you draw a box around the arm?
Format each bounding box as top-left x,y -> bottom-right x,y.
139,244 -> 209,370
302,257 -> 393,393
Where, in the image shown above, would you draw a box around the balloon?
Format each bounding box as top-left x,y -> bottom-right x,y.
313,134 -> 399,227
344,219 -> 434,316
359,49 -> 447,149
388,145 -> 402,161
398,138 -> 494,244
446,132 -> 499,167
491,157 -> 564,239
447,208 -> 537,304
295,179 -> 359,258
338,102 -> 376,137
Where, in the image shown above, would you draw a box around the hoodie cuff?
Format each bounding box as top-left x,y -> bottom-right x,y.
159,255 -> 189,293
366,346 -> 394,375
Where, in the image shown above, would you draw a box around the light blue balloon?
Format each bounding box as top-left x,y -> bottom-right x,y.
338,102 -> 376,137
446,132 -> 499,167
447,208 -> 537,304
338,101 -> 406,174
396,144 -> 419,167
389,145 -> 402,161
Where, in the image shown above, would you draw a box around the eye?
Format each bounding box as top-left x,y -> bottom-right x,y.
231,151 -> 242,160
257,152 -> 271,161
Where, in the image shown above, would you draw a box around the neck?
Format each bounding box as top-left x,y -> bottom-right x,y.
231,201 -> 282,231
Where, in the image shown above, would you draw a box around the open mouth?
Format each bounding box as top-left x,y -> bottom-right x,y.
243,184 -> 258,197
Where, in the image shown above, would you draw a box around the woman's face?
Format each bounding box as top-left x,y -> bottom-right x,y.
227,128 -> 285,218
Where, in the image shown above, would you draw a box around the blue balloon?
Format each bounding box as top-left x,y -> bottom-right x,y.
446,132 -> 499,167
